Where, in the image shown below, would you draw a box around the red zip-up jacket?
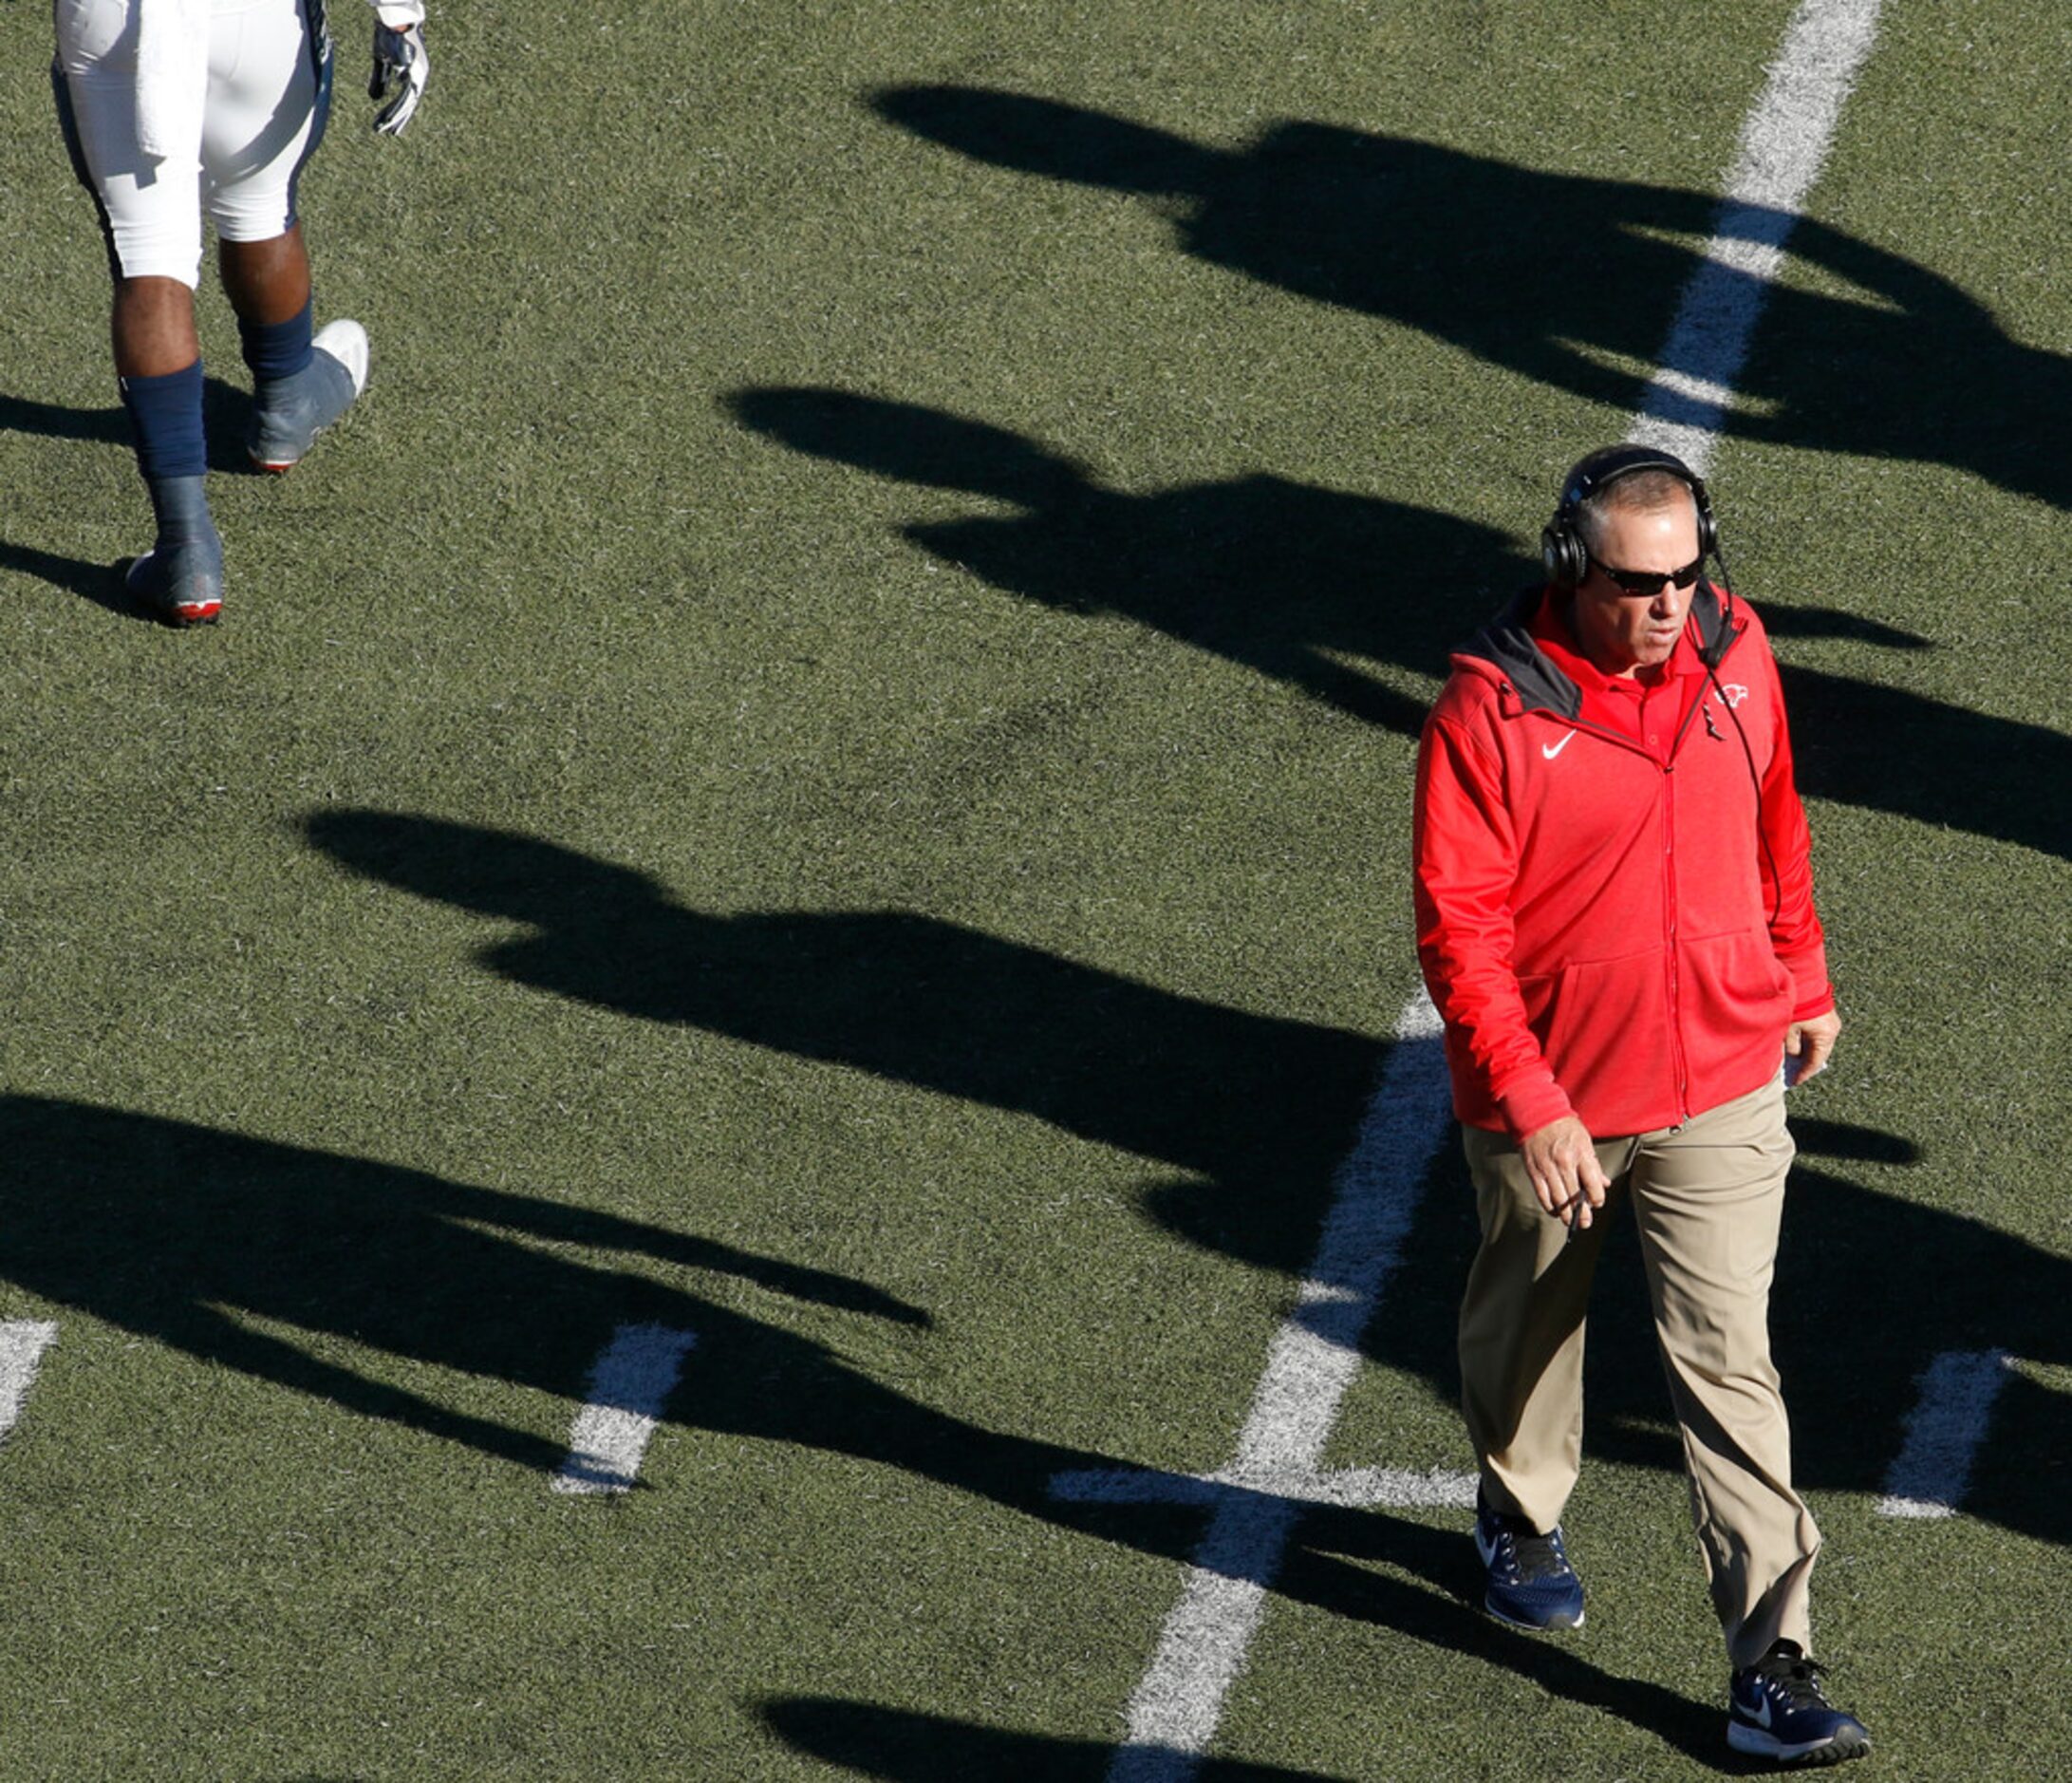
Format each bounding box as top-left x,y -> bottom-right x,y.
1412,582 -> 1833,1139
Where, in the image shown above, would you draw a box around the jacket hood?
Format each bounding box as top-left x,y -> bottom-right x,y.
1450,581 -> 1744,717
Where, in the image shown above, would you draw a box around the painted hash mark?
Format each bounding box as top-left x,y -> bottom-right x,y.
0,1322 -> 57,1440
551,1323 -> 697,1495
1876,1348 -> 2014,1520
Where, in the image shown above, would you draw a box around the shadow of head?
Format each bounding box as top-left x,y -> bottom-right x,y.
0,1090 -> 932,1478
726,386 -> 1087,508
724,384 -> 1533,734
873,84 -> 1217,197
305,808 -> 664,931
303,809 -> 1386,1229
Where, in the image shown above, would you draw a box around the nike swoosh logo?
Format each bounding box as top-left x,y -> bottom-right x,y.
1741,1690 -> 1773,1730
1541,733 -> 1577,760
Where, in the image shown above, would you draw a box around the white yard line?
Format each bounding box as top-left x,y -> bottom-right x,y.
551,1323 -> 698,1495
1092,992 -> 1450,1780
1092,3 -> 1888,1771
1876,1349 -> 2014,1519
1630,0 -> 1888,473
0,1322 -> 58,1439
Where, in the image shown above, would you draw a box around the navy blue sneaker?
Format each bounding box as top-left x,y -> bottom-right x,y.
1474,1492 -> 1584,1630
127,518 -> 224,626
1727,1641 -> 1870,1766
248,320 -> 368,473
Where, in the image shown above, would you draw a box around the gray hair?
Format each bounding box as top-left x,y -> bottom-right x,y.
1577,467 -> 1697,556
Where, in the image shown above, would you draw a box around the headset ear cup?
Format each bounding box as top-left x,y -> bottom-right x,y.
1541,520 -> 1584,591
1696,502 -> 1719,560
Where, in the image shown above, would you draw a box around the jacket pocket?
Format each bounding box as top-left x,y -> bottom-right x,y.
1536,951 -> 1671,1121
1680,929 -> 1794,1060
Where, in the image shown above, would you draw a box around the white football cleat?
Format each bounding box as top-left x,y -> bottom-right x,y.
314,318 -> 371,396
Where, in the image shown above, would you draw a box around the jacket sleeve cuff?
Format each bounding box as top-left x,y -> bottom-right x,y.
1791,982 -> 1836,1023
1781,950 -> 1833,1023
1492,1067 -> 1575,1142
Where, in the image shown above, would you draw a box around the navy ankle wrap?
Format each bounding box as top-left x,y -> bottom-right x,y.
239,298 -> 315,384
119,360 -> 207,483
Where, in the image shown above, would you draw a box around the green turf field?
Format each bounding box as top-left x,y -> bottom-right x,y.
2,2 -> 2068,1776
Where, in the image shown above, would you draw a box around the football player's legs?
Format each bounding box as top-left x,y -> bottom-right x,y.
202,0 -> 325,318
105,278 -> 200,378
202,0 -> 363,474
53,0 -> 208,371
54,0 -> 219,619
220,226 -> 312,329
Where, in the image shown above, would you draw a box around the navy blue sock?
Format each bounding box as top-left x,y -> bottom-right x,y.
239,297 -> 314,385
119,359 -> 207,485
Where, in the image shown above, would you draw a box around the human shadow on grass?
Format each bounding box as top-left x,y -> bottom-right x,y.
731,388 -> 2072,863
306,811 -> 2072,1554
728,385 -> 1527,738
0,1096 -> 949,1476
759,1512 -> 1724,1775
1780,663 -> 2072,863
872,87 -> 2072,513
0,1098 -> 1371,1605
306,809 -> 1384,1228
6,1094 -> 1535,1653
0,537 -> 147,619
762,1698 -> 1358,1781
1769,1148 -> 2072,1546
0,1095 -> 1712,1751
0,390 -> 129,446
0,376 -> 258,474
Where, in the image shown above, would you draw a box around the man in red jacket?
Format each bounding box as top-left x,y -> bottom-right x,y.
1412,446 -> 1868,1767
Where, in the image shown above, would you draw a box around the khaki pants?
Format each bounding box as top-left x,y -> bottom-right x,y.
1458,1078 -> 1820,1668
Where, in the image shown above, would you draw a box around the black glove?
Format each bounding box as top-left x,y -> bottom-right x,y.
369,22 -> 428,137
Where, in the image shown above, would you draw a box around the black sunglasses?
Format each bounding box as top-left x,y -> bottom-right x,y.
1584,549 -> 1705,597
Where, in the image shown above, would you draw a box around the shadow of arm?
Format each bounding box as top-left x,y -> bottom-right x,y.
166,1304 -> 571,1473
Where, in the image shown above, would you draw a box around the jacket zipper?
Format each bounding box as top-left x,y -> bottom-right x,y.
1661,756 -> 1689,1123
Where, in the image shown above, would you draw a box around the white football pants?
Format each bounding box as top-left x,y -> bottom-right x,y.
53,0 -> 330,286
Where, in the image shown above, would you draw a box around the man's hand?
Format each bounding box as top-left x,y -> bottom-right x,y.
1519,1116 -> 1609,1231
1783,1007 -> 1842,1087
370,23 -> 428,137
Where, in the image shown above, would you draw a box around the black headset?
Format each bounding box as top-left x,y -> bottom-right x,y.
1540,444 -> 1720,591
